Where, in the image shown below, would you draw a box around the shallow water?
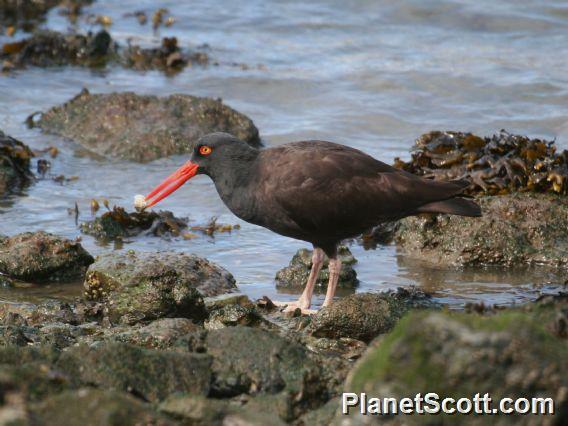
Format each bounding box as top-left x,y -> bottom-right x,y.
0,0 -> 566,309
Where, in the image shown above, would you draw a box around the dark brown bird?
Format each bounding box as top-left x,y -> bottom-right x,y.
141,132 -> 481,313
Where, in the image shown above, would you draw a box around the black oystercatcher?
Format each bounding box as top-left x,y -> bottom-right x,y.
139,133 -> 481,313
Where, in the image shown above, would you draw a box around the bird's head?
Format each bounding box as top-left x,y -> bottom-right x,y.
141,132 -> 257,208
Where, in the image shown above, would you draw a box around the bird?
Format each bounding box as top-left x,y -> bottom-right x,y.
139,132 -> 481,314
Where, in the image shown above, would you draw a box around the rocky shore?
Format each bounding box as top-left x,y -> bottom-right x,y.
0,231 -> 565,424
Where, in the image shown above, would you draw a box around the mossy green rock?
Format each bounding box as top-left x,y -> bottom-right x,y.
30,388 -> 173,425
58,342 -> 212,402
0,130 -> 34,197
275,246 -> 358,289
37,90 -> 260,162
395,193 -> 568,267
84,251 -> 237,324
308,293 -> 408,343
344,299 -> 568,424
0,232 -> 94,283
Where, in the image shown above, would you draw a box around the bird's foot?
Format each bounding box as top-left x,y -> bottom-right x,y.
272,300 -> 317,315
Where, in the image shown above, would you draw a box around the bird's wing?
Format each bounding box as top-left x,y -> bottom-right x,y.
256,141 -> 467,239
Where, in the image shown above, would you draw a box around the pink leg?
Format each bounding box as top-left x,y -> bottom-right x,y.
274,248 -> 325,314
322,257 -> 341,307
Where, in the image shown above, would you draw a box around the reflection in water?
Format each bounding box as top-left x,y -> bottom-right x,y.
395,253 -> 566,307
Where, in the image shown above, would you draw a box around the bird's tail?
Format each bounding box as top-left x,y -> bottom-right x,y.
416,196 -> 482,217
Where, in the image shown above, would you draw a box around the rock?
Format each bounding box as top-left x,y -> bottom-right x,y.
159,394 -> 289,426
0,300 -> 78,327
205,304 -> 269,330
203,327 -> 328,416
84,251 -> 236,324
30,388 -> 173,425
204,293 -> 253,311
395,193 -> 568,267
0,232 -> 94,283
297,397 -> 340,426
58,342 -> 212,402
0,130 -> 34,197
0,345 -> 77,402
159,394 -> 230,425
275,247 -> 358,290
80,207 -> 188,241
308,293 -> 408,343
35,89 -> 260,162
114,317 -> 201,350
343,301 -> 568,424
2,29 -> 116,68
302,336 -> 367,360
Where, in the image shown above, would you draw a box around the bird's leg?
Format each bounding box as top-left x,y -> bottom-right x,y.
322,256 -> 341,308
273,247 -> 324,314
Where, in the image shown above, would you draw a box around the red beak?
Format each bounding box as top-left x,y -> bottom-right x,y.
144,160 -> 199,208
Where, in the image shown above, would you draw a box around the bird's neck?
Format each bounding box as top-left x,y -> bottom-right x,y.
209,147 -> 260,220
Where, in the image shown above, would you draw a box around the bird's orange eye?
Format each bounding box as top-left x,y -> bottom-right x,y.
199,146 -> 212,156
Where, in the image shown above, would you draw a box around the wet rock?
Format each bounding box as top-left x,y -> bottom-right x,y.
394,130 -> 568,195
35,89 -> 261,162
30,388 -> 173,425
308,292 -> 408,343
0,130 -> 34,197
343,303 -> 568,425
205,304 -> 269,330
275,247 -> 358,290
0,232 -> 94,283
84,251 -> 236,324
2,29 -> 117,68
203,327 -> 328,416
114,317 -> 201,350
80,207 -> 188,241
395,192 -> 568,267
58,342 -> 212,403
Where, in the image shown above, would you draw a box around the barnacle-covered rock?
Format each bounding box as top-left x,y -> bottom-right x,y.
84,251 -> 236,324
275,246 -> 358,290
34,89 -> 261,162
394,130 -> 567,195
395,193 -> 568,267
0,232 -> 94,283
308,289 -> 435,343
0,130 -> 34,197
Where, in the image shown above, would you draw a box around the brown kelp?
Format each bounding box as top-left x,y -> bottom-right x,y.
393,130 -> 567,195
